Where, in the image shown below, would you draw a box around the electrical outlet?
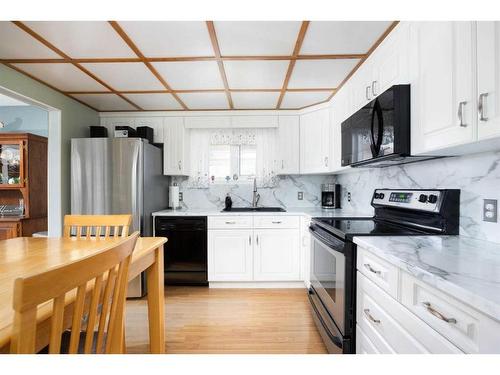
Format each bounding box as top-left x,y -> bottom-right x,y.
347,192 -> 351,202
179,192 -> 183,202
483,199 -> 498,222
297,192 -> 304,200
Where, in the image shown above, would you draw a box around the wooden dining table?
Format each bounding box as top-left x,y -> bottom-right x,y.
0,236 -> 167,354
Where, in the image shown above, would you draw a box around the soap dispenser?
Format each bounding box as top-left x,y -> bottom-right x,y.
224,193 -> 233,211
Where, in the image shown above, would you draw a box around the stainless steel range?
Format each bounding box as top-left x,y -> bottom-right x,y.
308,188 -> 460,354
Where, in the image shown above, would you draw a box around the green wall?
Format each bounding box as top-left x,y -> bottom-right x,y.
0,64 -> 100,223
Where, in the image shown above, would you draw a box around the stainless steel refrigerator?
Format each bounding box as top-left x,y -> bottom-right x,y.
71,137 -> 169,297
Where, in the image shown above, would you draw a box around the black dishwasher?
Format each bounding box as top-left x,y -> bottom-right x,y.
155,216 -> 208,286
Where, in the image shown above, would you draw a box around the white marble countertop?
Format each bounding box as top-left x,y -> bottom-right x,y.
353,235 -> 500,321
152,207 -> 373,218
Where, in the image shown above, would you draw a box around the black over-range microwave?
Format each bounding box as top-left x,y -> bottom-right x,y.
341,84 -> 439,168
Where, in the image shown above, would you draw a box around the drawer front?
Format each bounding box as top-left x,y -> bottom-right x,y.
356,325 -> 382,354
357,247 -> 399,298
357,273 -> 428,354
358,272 -> 463,354
253,215 -> 300,229
401,272 -> 484,353
208,216 -> 253,229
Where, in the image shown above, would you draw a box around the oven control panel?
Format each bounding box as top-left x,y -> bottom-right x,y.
372,189 -> 442,212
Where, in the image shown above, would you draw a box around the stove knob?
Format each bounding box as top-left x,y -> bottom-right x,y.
374,193 -> 380,199
428,194 -> 438,204
418,194 -> 428,203
379,193 -> 385,199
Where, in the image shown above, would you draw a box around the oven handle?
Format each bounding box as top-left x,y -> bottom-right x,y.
308,289 -> 344,350
309,225 -> 345,253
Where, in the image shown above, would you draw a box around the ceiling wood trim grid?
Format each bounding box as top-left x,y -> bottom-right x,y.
0,20 -> 398,111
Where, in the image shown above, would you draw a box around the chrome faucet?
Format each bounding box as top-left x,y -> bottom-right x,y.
252,178 -> 260,208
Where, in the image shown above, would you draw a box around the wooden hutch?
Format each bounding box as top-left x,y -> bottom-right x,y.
0,133 -> 47,239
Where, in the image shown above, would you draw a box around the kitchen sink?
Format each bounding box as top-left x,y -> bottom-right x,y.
221,207 -> 286,212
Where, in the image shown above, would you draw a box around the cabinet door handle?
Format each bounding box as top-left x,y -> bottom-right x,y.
458,101 -> 467,127
249,235 -> 251,245
281,160 -> 284,169
365,86 -> 372,101
178,161 -> 182,170
324,156 -> 328,167
363,263 -> 381,275
422,302 -> 457,324
371,81 -> 378,97
479,93 -> 489,122
364,309 -> 381,324
256,235 -> 259,246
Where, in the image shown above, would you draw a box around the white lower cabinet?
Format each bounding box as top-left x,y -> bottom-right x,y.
208,229 -> 253,281
253,229 -> 300,281
208,215 -> 303,284
356,246 -> 500,354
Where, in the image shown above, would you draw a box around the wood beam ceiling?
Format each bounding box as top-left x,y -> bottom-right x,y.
206,21 -> 234,109
108,21 -> 188,110
276,21 -> 310,109
11,21 -> 143,111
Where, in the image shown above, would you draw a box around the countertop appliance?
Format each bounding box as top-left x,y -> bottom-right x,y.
308,188 -> 460,353
154,216 -> 208,285
341,85 -> 440,168
71,138 -> 170,297
321,183 -> 341,209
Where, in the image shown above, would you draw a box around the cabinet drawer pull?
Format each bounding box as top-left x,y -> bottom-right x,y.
458,101 -> 467,127
271,221 -> 282,224
364,263 -> 381,275
364,309 -> 380,324
479,93 -> 489,122
225,221 -> 236,224
365,86 -> 372,101
422,302 -> 457,324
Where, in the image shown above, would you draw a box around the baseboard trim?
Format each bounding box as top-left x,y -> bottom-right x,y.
209,281 -> 307,289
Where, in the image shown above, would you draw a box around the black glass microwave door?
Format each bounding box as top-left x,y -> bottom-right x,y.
310,235 -> 346,334
378,89 -> 395,156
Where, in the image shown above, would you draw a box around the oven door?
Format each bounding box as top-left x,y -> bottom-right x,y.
309,224 -> 346,335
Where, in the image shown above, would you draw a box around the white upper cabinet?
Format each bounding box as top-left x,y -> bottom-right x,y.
162,117 -> 190,176
410,22 -> 476,154
299,107 -> 331,174
477,21 -> 500,140
276,116 -> 300,174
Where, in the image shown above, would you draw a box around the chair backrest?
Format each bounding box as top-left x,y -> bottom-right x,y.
63,214 -> 132,239
10,232 -> 140,354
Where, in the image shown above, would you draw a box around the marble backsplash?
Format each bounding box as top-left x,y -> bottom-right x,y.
334,150 -> 500,243
172,175 -> 327,210
174,150 -> 500,243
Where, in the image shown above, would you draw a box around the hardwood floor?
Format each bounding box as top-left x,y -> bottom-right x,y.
125,286 -> 327,354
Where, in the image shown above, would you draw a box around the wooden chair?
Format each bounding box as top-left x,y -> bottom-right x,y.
63,214 -> 132,238
10,232 -> 140,354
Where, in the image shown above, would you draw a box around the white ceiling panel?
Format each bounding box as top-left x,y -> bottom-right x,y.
177,92 -> 229,110
0,22 -> 60,59
123,93 -> 183,110
23,21 -> 136,58
119,21 -> 214,57
152,61 -> 224,90
81,63 -> 164,91
12,63 -> 108,91
301,21 -> 392,54
232,92 -> 279,109
288,59 -> 360,89
224,60 -> 289,89
215,21 -> 301,56
71,94 -> 136,111
280,91 -> 331,109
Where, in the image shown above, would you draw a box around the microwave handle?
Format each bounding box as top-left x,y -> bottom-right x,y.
370,99 -> 384,156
